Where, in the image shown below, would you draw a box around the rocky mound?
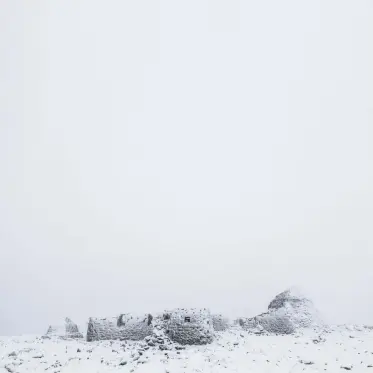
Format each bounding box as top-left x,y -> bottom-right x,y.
238,288 -> 323,335
268,288 -> 323,329
45,318 -> 83,339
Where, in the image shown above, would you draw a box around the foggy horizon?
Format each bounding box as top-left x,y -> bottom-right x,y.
1,1 -> 372,336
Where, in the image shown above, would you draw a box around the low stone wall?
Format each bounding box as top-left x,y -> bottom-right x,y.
117,313 -> 154,340
86,314 -> 153,342
238,313 -> 295,335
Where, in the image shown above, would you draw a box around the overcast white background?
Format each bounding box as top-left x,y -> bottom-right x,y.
0,1 -> 372,336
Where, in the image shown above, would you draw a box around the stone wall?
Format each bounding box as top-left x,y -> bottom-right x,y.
117,313 -> 154,340
85,310 -> 230,344
212,314 -> 230,331
65,318 -> 84,338
87,317 -> 122,342
46,318 -> 83,339
164,308 -> 214,345
86,314 -> 153,342
238,313 -> 295,335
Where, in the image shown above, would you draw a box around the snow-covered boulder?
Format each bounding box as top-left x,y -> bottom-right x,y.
238,288 -> 323,335
267,288 -> 323,329
164,308 -> 214,345
86,314 -> 153,342
45,318 -> 83,339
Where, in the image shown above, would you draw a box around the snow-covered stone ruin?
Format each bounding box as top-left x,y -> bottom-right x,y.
86,308 -> 220,345
86,314 -> 153,342
45,317 -> 83,339
164,308 -> 215,345
84,289 -> 323,343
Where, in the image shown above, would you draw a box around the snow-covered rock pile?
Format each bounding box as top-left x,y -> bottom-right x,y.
45,318 -> 83,339
87,314 -> 153,342
139,312 -> 173,349
143,322 -> 179,351
238,288 -> 323,335
268,288 -> 323,329
164,308 -> 214,345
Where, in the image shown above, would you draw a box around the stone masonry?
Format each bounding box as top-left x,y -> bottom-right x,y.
86,314 -> 153,342
164,308 -> 214,345
46,318 -> 83,339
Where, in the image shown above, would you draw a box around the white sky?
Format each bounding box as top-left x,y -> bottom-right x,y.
0,0 -> 372,335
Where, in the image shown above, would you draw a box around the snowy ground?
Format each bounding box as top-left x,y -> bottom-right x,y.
2,327 -> 373,373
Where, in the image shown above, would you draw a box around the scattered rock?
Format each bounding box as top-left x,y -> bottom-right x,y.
300,360 -> 314,365
32,354 -> 44,359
